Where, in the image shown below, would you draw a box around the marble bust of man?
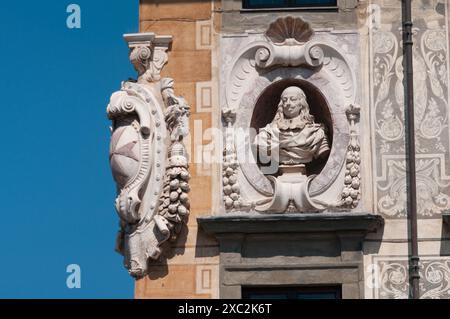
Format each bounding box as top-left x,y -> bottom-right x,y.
254,86 -> 330,170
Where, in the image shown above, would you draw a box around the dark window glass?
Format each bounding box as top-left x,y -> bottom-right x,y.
242,286 -> 342,299
243,0 -> 337,9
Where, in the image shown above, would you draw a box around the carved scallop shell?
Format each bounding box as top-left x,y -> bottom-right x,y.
265,16 -> 314,45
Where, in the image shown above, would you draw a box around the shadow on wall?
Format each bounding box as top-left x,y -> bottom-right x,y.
194,227 -> 219,258
363,221 -> 385,257
146,222 -> 190,280
440,213 -> 450,256
146,219 -> 220,280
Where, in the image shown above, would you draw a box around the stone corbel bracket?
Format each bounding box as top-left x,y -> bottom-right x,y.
107,33 -> 191,278
125,33 -> 172,83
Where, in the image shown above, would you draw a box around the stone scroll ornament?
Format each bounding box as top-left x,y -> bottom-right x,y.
221,16 -> 361,213
107,33 -> 191,277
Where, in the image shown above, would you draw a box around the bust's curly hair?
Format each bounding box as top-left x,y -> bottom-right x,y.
272,87 -> 315,126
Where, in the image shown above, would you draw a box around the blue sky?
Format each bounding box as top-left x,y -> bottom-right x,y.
0,1 -> 138,298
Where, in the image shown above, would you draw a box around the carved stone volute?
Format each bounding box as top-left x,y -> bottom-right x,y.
254,17 -> 324,69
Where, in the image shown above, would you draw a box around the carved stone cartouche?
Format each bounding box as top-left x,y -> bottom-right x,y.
221,16 -> 361,214
107,33 -> 191,278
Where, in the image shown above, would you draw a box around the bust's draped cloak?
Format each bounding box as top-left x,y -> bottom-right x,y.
254,119 -> 330,165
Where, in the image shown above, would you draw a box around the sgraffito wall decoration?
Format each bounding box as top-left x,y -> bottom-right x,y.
362,0 -> 450,299
372,256 -> 450,299
368,0 -> 450,219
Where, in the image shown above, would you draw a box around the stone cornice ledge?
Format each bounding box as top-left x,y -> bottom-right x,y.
197,212 -> 384,235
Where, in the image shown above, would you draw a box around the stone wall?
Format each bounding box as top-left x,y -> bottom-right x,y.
361,0 -> 450,299
135,0 -> 220,299
133,0 -> 450,299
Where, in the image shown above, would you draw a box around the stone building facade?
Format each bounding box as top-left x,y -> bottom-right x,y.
106,0 -> 450,299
